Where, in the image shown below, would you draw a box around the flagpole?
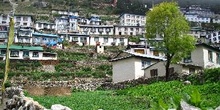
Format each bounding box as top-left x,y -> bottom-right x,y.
1,17 -> 14,104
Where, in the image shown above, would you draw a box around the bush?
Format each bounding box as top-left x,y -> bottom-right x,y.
203,68 -> 220,83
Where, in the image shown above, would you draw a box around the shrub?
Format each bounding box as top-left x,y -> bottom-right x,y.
203,68 -> 220,83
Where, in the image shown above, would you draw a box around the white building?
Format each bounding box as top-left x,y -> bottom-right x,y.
79,24 -> 114,35
89,14 -> 102,25
212,15 -> 220,24
14,26 -> 34,44
183,43 -> 220,68
206,31 -> 220,44
52,10 -> 79,16
0,45 -> 57,60
114,25 -> 145,36
32,32 -> 59,46
0,24 -> 8,44
0,14 -> 33,27
119,13 -> 146,26
185,14 -> 211,23
55,17 -> 69,33
110,51 -> 166,83
182,5 -> 214,23
35,21 -> 55,31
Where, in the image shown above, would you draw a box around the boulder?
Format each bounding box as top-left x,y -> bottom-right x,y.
181,100 -> 201,110
51,104 -> 71,110
216,106 -> 220,110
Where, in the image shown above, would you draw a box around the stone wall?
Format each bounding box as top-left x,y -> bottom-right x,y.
4,87 -> 46,110
3,87 -> 71,110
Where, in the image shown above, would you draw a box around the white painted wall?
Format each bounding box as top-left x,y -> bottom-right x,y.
190,45 -> 220,68
112,57 -> 137,83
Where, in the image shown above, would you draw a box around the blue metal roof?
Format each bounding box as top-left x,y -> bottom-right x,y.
32,32 -> 58,37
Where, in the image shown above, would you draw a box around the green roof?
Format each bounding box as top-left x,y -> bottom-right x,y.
0,45 -> 43,51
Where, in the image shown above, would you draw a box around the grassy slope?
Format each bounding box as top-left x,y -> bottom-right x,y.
30,81 -> 220,109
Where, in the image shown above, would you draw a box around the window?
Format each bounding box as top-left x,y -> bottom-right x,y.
119,38 -> 124,42
184,54 -> 192,63
130,32 -> 133,36
169,67 -> 174,74
189,68 -> 195,74
23,23 -> 28,26
216,53 -> 220,64
142,60 -> 151,67
73,37 -> 78,41
150,69 -> 158,77
2,21 -> 6,24
2,15 -> 7,20
16,17 -> 21,21
94,37 -> 99,42
113,38 -> 117,42
119,32 -> 122,35
16,22 -> 20,26
10,50 -> 19,57
0,50 -> 6,55
153,51 -> 159,56
33,52 -> 39,57
208,50 -> 213,62
104,37 -> 108,43
23,16 -> 28,21
23,51 -> 29,57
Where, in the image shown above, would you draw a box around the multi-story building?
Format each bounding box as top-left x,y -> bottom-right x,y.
0,24 -> 8,44
32,32 -> 59,46
212,15 -> 220,24
14,26 -> 34,44
119,13 -> 146,26
35,21 -> 55,32
182,5 -> 214,23
52,10 -> 79,16
54,17 -> 69,33
88,14 -> 102,25
114,25 -> 145,36
0,14 -> 33,27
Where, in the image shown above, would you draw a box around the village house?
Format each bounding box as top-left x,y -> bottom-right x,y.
119,13 -> 146,26
35,21 -> 55,32
110,51 -> 165,83
14,26 -> 34,44
143,61 -> 202,79
51,9 -> 79,17
0,14 -> 33,27
0,45 -> 57,60
184,43 -> 220,68
32,32 -> 59,46
0,24 -> 8,44
111,43 -> 220,83
114,25 -> 145,36
181,5 -> 214,23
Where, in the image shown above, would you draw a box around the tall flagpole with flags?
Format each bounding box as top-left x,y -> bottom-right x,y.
1,0 -> 16,104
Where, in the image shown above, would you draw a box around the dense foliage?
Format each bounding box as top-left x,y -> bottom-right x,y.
117,81 -> 220,109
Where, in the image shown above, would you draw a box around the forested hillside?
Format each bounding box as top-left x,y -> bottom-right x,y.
0,0 -> 220,16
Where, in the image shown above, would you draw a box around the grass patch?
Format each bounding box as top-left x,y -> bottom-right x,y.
30,91 -> 147,110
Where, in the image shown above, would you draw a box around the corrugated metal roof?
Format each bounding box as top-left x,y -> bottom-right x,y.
32,32 -> 58,37
0,45 -> 43,51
